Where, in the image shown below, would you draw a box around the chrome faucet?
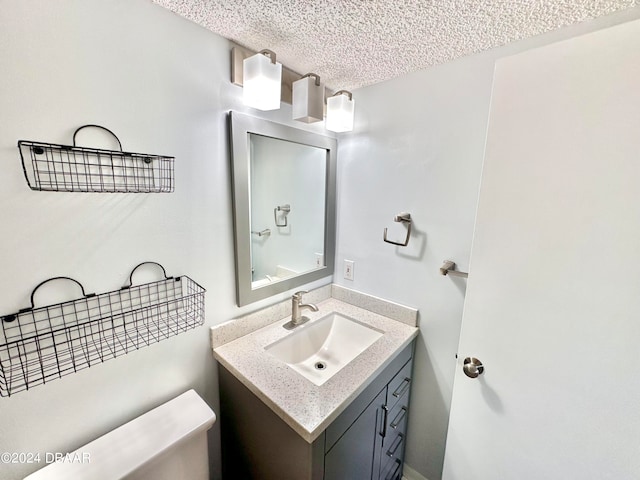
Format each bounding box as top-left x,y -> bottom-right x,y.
283,290 -> 318,330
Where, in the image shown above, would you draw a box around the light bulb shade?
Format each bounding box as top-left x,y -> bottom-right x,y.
326,92 -> 355,132
243,52 -> 282,111
292,75 -> 324,123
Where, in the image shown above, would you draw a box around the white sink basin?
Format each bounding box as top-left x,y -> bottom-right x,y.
265,312 -> 384,386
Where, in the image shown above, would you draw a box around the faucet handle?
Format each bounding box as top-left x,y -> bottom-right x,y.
293,290 -> 308,299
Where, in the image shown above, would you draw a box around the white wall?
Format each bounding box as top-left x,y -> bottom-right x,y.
0,1 -> 329,479
335,7 -> 640,480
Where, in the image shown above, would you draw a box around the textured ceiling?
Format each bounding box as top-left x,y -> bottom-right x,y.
153,0 -> 638,90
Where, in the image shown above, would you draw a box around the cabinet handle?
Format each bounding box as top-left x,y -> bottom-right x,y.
390,407 -> 407,429
392,377 -> 411,398
380,405 -> 389,437
385,459 -> 402,480
386,433 -> 404,458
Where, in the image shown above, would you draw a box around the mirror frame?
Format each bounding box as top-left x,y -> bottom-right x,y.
228,111 -> 337,306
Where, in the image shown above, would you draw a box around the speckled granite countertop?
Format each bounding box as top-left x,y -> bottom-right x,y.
213,297 -> 419,443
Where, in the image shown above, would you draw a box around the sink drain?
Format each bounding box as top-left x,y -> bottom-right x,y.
314,361 -> 327,370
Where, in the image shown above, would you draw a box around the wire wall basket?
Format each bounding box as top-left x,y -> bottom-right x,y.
18,125 -> 174,193
0,262 -> 205,397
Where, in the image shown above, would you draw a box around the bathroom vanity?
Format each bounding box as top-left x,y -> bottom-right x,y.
213,292 -> 418,480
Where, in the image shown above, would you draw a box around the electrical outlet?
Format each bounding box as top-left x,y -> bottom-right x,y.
315,253 -> 324,268
343,260 -> 355,281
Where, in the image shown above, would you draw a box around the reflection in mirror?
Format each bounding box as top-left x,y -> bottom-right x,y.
250,134 -> 327,288
229,112 -> 337,306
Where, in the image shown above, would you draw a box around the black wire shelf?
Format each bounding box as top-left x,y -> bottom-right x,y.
18,125 -> 174,193
0,262 -> 205,397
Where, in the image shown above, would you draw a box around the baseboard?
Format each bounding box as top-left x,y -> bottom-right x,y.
402,463 -> 429,480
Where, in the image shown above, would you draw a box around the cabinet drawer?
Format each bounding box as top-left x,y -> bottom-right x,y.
386,359 -> 412,410
386,399 -> 409,437
381,403 -> 406,475
383,430 -> 405,461
379,458 -> 403,480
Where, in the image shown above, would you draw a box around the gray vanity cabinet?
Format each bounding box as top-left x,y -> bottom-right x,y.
219,340 -> 414,480
324,348 -> 413,480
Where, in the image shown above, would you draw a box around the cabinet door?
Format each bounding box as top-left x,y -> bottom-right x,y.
324,389 -> 386,480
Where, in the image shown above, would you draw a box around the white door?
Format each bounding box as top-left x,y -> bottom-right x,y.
443,19 -> 640,480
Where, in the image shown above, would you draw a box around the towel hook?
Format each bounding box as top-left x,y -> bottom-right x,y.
440,260 -> 468,278
383,213 -> 412,247
251,228 -> 271,237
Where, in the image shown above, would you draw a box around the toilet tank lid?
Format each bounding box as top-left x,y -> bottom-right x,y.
24,389 -> 216,480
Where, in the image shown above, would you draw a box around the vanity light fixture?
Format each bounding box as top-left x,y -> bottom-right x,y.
325,90 -> 355,132
292,73 -> 324,123
243,49 -> 282,111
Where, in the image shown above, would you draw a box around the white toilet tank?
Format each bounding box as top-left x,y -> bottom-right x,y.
25,389 -> 216,480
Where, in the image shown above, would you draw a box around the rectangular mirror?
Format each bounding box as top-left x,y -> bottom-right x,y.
229,112 -> 337,306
